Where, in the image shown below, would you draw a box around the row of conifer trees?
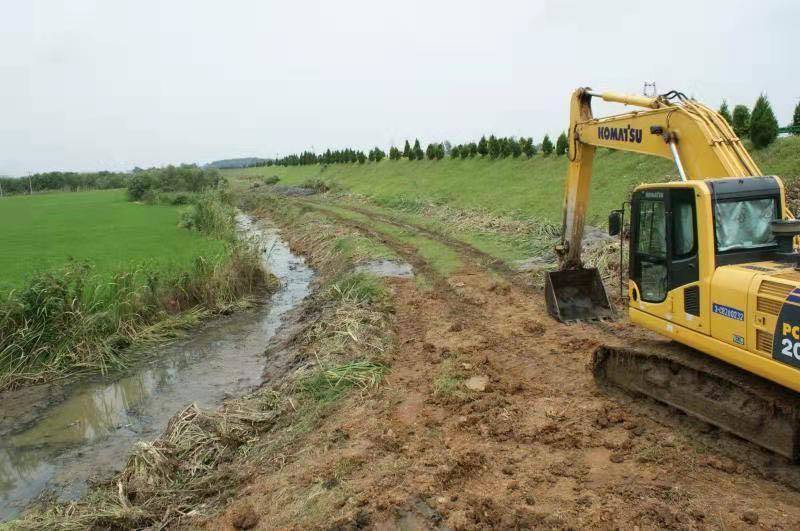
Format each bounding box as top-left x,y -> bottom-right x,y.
256,95 -> 799,168
259,133 -> 571,167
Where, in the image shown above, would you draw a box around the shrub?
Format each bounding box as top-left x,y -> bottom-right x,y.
794,101 -> 800,135
719,100 -> 733,125
488,135 -> 500,159
403,140 -> 412,158
542,134 -> 554,155
750,94 -> 779,149
126,165 -> 222,202
520,137 -> 536,157
477,136 -> 488,156
169,192 -> 192,205
732,104 -> 751,138
179,193 -> 236,240
263,175 -> 280,185
556,132 -> 568,156
412,139 -> 424,161
126,172 -> 158,201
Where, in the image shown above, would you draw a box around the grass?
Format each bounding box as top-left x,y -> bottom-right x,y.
433,356 -> 470,401
298,359 -> 387,403
325,271 -> 388,305
225,136 -> 800,226
241,193 -> 397,271
0,189 -> 225,293
309,203 -> 463,276
0,191 -> 270,390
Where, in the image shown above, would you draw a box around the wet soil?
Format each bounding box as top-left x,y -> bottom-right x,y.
208,201 -> 800,529
0,216 -> 314,521
355,259 -> 414,279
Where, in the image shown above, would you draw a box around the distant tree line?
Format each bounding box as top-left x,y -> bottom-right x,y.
245,132 -> 575,169
126,165 -> 223,201
0,171 -> 129,196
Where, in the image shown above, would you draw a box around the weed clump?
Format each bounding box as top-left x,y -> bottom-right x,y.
325,271 -> 388,305
179,192 -> 237,240
300,178 -> 330,193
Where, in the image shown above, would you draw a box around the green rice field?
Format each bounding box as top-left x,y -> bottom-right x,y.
0,189 -> 226,293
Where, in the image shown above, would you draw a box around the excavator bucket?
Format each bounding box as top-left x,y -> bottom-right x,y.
545,268 -> 613,322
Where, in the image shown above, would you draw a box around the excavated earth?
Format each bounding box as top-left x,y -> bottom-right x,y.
196,200 -> 800,530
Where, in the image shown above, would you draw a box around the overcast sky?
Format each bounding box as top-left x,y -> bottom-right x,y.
0,0 -> 797,176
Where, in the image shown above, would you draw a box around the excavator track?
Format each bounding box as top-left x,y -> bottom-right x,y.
593,341 -> 800,462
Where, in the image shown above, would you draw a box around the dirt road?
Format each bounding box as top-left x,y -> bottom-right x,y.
207,199 -> 800,529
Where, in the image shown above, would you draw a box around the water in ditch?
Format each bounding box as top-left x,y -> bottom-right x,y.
0,215 -> 314,521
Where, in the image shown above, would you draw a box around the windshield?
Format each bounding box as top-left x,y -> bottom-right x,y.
714,197 -> 777,252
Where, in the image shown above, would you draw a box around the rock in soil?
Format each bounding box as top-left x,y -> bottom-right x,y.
741,510 -> 759,525
464,375 -> 489,392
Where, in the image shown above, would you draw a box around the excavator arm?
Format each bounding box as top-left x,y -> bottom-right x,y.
559,87 -> 762,269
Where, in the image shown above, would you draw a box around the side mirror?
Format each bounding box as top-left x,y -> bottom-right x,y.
608,210 -> 622,236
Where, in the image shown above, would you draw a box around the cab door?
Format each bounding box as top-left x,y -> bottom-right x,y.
630,187 -> 700,328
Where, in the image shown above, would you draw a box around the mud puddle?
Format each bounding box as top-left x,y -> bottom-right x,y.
0,215 -> 314,521
355,259 -> 414,278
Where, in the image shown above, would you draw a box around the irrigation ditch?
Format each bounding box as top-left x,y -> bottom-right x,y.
0,215 -> 314,522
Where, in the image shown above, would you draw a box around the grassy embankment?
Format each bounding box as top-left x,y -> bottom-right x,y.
226,137 -> 800,288
10,195 -> 396,529
227,136 -> 800,225
0,189 -> 269,391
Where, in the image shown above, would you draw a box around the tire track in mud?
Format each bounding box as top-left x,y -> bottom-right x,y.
299,199 -> 528,283
286,197 -> 800,528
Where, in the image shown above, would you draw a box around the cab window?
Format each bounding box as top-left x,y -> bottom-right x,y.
636,197 -> 667,302
714,197 -> 777,252
672,193 -> 696,258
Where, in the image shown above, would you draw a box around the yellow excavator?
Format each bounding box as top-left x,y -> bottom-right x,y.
546,87 -> 800,460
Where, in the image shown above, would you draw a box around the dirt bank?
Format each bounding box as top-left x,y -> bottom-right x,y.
208,196 -> 800,528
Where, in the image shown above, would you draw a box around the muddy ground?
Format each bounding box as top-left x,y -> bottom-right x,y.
198,197 -> 800,529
